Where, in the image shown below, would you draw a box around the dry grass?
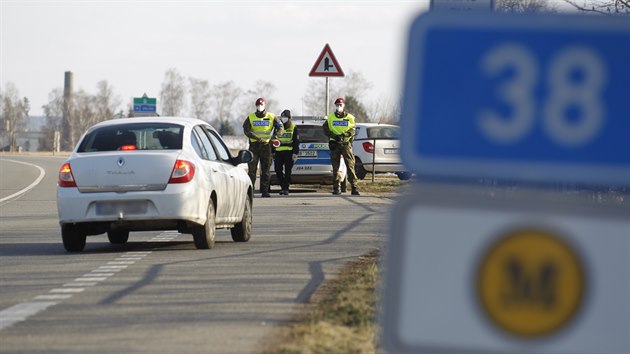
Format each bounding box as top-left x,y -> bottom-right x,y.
263,251 -> 380,354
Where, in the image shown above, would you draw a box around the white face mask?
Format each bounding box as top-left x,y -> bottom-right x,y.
336,105 -> 344,113
256,105 -> 265,112
281,117 -> 289,124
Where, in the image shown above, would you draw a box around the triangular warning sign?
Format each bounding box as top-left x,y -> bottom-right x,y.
309,44 -> 345,77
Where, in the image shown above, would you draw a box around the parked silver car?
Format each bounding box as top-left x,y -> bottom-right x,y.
57,117 -> 253,252
352,123 -> 411,180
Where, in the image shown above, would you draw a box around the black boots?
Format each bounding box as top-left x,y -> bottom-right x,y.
333,185 -> 360,195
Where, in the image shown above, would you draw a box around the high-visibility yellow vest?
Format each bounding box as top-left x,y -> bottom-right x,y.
275,123 -> 295,152
327,113 -> 356,143
248,112 -> 275,143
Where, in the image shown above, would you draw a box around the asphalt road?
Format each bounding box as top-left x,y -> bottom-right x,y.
0,154 -> 394,353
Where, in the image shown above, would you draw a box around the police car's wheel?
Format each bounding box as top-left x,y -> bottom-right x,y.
61,224 -> 86,252
193,201 -> 216,249
107,230 -> 129,244
396,172 -> 412,181
354,157 -> 367,180
231,195 -> 252,242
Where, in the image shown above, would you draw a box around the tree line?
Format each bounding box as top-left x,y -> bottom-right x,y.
1,67 -> 400,151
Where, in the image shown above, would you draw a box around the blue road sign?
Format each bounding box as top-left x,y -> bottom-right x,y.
400,13 -> 630,187
133,104 -> 156,112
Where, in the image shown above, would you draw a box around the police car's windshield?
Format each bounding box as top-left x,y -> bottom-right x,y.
298,125 -> 328,143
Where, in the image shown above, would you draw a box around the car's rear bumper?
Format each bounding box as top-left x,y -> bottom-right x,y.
56,182 -> 207,227
361,162 -> 407,173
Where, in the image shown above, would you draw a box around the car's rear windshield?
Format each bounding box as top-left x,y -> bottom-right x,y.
367,126 -> 399,139
298,124 -> 328,143
77,123 -> 184,152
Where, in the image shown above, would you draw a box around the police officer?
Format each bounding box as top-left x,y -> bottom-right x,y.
273,110 -> 300,195
243,97 -> 284,197
323,97 -> 360,196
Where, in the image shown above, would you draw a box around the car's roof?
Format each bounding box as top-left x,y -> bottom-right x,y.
355,122 -> 399,128
292,116 -> 326,126
91,116 -> 213,130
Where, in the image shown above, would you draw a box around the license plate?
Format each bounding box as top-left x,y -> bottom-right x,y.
298,150 -> 318,157
96,201 -> 148,215
384,148 -> 399,155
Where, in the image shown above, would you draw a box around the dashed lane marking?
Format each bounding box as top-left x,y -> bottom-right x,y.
0,232 -> 180,331
0,302 -> 56,331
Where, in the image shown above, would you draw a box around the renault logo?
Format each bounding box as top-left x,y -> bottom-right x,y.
117,157 -> 125,167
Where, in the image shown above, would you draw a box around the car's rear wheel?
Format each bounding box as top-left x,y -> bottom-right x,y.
231,195 -> 252,242
107,230 -> 129,244
396,171 -> 412,181
192,202 -> 216,249
62,224 -> 87,252
354,157 -> 367,180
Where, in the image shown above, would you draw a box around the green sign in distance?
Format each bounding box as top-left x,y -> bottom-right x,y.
133,97 -> 156,105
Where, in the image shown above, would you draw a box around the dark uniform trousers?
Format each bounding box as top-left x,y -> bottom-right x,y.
330,141 -> 358,187
248,141 -> 273,194
273,150 -> 295,190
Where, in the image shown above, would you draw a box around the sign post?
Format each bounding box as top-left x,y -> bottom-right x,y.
381,11 -> 630,354
309,44 -> 345,115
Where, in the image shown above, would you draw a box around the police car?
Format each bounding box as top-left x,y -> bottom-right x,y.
271,116 -> 346,185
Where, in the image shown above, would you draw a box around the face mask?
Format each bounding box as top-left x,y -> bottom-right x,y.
256,105 -> 265,112
336,105 -> 344,113
281,117 -> 289,124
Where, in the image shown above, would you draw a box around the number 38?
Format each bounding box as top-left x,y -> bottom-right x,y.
478,43 -> 607,147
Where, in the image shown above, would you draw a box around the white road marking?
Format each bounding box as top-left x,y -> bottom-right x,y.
34,294 -> 73,300
0,159 -> 46,204
75,277 -> 107,282
64,282 -> 97,287
0,302 -> 56,330
107,261 -> 135,265
50,288 -> 85,293
98,265 -> 127,269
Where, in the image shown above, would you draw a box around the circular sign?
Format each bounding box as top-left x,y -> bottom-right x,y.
477,228 -> 585,338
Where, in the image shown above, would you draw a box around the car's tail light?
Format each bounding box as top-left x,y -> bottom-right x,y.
168,160 -> 195,183
362,141 -> 374,154
120,145 -> 137,151
58,163 -> 77,187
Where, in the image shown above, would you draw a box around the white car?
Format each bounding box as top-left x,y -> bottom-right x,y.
56,117 -> 254,252
352,123 -> 411,180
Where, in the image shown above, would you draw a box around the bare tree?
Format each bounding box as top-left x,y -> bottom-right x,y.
496,0 -> 557,12
189,77 -> 211,120
366,97 -> 401,124
209,81 -> 242,132
0,82 -> 29,151
563,0 -> 629,14
302,69 -> 373,116
160,68 -> 187,116
94,80 -> 121,123
40,88 -> 64,151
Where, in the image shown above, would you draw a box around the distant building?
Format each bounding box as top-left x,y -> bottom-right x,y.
0,116 -> 47,152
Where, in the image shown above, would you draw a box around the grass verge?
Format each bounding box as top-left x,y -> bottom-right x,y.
263,250 -> 380,354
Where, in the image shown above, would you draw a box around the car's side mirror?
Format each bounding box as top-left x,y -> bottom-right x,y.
235,150 -> 253,165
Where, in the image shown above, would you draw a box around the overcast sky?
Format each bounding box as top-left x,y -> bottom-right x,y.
1,0 -> 431,117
